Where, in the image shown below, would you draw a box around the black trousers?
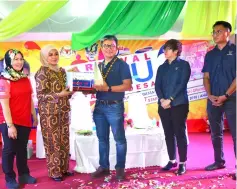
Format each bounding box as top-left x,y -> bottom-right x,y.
0,123 -> 31,182
207,97 -> 236,164
158,104 -> 189,162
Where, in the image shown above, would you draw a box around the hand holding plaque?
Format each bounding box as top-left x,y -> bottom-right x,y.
66,62 -> 103,93
66,72 -> 94,92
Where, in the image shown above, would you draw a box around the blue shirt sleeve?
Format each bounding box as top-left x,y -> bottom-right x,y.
171,61 -> 191,99
120,61 -> 132,81
155,65 -> 164,100
202,53 -> 210,73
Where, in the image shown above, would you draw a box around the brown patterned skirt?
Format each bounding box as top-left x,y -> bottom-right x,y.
39,112 -> 70,178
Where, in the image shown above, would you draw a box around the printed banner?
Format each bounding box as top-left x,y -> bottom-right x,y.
0,39 -> 214,124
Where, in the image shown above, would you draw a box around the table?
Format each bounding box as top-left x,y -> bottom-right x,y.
74,127 -> 169,173
36,124 -> 77,160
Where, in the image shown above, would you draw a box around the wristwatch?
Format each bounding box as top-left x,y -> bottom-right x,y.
108,86 -> 112,92
169,96 -> 174,101
7,123 -> 14,128
225,93 -> 230,99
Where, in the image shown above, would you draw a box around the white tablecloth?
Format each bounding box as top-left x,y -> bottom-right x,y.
74,127 -> 169,173
36,93 -> 94,160
36,124 -> 76,160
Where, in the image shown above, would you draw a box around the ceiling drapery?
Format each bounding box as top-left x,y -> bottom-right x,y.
71,1 -> 185,50
182,0 -> 236,38
0,0 -> 68,41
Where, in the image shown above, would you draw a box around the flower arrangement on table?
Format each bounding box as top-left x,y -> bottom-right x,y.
124,113 -> 133,129
76,130 -> 93,136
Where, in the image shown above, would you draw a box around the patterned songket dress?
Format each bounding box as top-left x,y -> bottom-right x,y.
35,66 -> 71,178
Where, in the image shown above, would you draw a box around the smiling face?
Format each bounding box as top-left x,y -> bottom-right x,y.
47,49 -> 59,66
101,39 -> 117,60
11,53 -> 24,71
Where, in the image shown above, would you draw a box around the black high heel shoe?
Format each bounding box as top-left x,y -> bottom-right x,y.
175,164 -> 186,175
51,177 -> 63,182
63,171 -> 74,177
162,161 -> 178,171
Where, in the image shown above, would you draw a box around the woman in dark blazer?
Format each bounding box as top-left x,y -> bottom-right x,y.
155,39 -> 191,175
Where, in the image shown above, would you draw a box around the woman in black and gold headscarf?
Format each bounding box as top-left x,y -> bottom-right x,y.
0,49 -> 38,189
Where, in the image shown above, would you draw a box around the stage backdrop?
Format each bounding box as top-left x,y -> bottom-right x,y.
0,39 -> 214,133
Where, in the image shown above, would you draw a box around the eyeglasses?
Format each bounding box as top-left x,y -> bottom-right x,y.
102,44 -> 116,49
211,30 -> 226,36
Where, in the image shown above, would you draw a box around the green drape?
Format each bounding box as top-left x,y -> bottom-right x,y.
0,0 -> 68,41
182,0 -> 236,37
71,1 -> 185,50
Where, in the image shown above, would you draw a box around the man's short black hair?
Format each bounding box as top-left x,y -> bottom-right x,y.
164,39 -> 182,56
213,21 -> 232,32
101,35 -> 118,46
